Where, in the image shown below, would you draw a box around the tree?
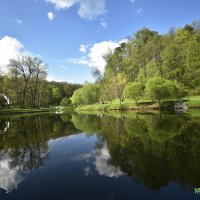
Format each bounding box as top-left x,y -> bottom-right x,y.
191,19 -> 200,32
7,56 -> 47,108
60,97 -> 71,107
182,40 -> 200,91
108,73 -> 127,104
92,68 -> 112,102
71,83 -> 99,105
0,75 -> 4,93
123,82 -> 145,105
162,43 -> 184,82
52,87 -> 62,105
104,43 -> 127,79
146,77 -> 176,107
71,88 -> 84,105
52,87 -> 61,99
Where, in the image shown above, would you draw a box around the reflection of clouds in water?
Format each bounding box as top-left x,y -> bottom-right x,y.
0,157 -> 24,193
0,147 -> 48,193
73,152 -> 92,162
94,145 -> 124,178
83,166 -> 92,176
73,144 -> 124,178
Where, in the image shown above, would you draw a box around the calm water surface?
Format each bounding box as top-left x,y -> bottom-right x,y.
0,111 -> 200,200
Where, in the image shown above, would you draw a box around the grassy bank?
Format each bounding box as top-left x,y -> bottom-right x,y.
0,108 -> 49,115
184,96 -> 200,108
76,96 -> 200,112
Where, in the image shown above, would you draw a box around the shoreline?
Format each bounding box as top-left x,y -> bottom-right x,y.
76,99 -> 200,112
0,108 -> 49,115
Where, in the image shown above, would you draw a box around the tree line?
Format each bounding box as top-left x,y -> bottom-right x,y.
0,56 -> 82,108
71,19 -> 200,106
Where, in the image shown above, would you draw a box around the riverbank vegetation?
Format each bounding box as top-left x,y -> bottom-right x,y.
76,96 -> 200,112
72,20 -> 200,110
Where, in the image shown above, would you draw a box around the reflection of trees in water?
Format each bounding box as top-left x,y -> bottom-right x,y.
0,119 -> 9,135
0,114 -> 79,192
10,117 -> 48,172
0,115 -> 50,192
72,112 -> 200,190
0,116 -> 49,172
0,114 -> 79,171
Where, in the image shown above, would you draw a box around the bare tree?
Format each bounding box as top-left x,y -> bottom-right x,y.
8,56 -> 47,108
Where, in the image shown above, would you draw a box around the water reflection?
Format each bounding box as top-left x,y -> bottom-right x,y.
72,112 -> 200,190
0,120 -> 9,134
73,141 -> 124,178
0,155 -> 24,193
0,114 -> 79,193
0,111 -> 200,198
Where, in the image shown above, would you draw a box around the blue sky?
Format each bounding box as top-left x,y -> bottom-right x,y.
0,0 -> 200,83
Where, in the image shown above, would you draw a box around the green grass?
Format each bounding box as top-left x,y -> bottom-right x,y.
184,96 -> 200,108
76,96 -> 200,112
76,101 -> 159,112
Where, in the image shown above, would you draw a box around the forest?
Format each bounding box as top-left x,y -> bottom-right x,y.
71,20 -> 200,107
0,56 -> 81,108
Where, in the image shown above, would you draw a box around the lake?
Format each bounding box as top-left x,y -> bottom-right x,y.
0,111 -> 200,200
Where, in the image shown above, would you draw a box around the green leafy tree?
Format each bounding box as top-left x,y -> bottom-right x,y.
162,43 -> 184,82
146,77 -> 176,106
52,87 -> 62,99
71,84 -> 100,105
60,97 -> 71,107
123,82 -> 145,105
108,73 -> 127,104
71,88 -> 84,105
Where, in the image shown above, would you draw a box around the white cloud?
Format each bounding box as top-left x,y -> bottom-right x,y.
136,8 -> 143,14
79,44 -> 88,53
45,0 -> 75,9
16,19 -> 22,24
47,12 -> 56,21
100,18 -> 107,29
100,21 -> 107,28
45,0 -> 107,20
47,75 -> 74,83
68,56 -> 89,65
88,41 -> 119,72
77,0 -> 106,20
68,39 -> 127,72
0,36 -> 26,73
